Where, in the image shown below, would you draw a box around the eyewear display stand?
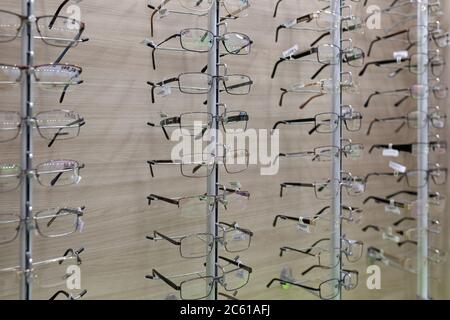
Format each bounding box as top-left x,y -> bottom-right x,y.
19,0 -> 34,300
206,0 -> 220,301
330,0 -> 342,301
416,0 -> 429,300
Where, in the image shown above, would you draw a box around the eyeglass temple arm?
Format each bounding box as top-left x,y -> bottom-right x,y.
301,264 -> 329,276
146,231 -> 181,245
397,240 -> 418,247
362,224 -> 381,232
59,79 -> 83,104
148,0 -> 172,37
311,63 -> 330,80
272,117 -> 314,130
273,0 -> 284,17
359,58 -> 400,77
275,14 -> 313,42
53,23 -> 89,65
60,247 -> 84,265
266,278 -> 319,292
147,194 -> 180,206
272,215 -> 299,227
49,0 -> 72,28
147,160 -> 174,177
147,33 -> 180,70
219,221 -> 253,236
279,182 -> 315,197
145,269 -> 181,291
279,246 -> 316,258
300,93 -> 325,109
49,290 -> 70,300
219,2 -> 250,22
363,91 -> 381,107
48,118 -> 85,148
218,256 -> 252,273
306,238 -> 330,254
385,190 -> 417,199
393,217 -> 415,226
367,29 -> 407,56
271,48 -> 317,79
363,195 -> 387,205
218,292 -> 238,300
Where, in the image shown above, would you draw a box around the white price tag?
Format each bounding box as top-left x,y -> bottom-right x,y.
232,231 -> 246,241
385,199 -> 401,215
393,50 -> 408,62
382,232 -> 401,243
155,85 -> 171,97
382,144 -> 399,157
297,217 -> 311,233
283,19 -> 297,28
389,161 -> 406,173
281,44 -> 299,59
78,218 -> 85,233
158,8 -> 169,18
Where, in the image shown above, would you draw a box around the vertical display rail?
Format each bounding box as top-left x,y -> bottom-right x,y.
330,0 -> 342,300
416,0 -> 429,300
19,0 -> 34,300
205,0 -> 220,301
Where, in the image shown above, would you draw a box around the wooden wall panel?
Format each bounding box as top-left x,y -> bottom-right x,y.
0,0 -> 448,300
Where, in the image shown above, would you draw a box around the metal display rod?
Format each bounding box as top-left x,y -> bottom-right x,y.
20,0 -> 35,300
330,0 -> 342,300
416,0 -> 429,300
205,0 -> 220,301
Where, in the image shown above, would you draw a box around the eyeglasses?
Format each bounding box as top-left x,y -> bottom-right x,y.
0,247 -> 84,290
146,28 -> 252,70
363,224 -> 441,245
148,0 -> 251,37
367,245 -> 445,273
279,73 -> 359,108
276,142 -> 364,163
0,206 -> 85,245
0,64 -> 83,103
275,8 -> 340,42
359,53 -> 444,77
280,178 -> 366,200
147,183 -> 250,218
0,9 -> 88,63
385,189 -> 446,207
393,216 -> 441,233
146,256 -> 252,300
369,141 -> 447,156
146,222 -> 253,258
366,108 -> 447,135
0,160 -> 85,193
367,24 -> 448,57
279,236 -> 364,263
364,80 -> 448,108
272,108 -> 362,135
273,206 -> 363,230
271,44 -> 364,78
147,72 -> 253,103
147,110 -> 249,140
299,264 -> 359,290
147,148 -> 249,178
0,110 -> 85,147
364,166 -> 448,188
